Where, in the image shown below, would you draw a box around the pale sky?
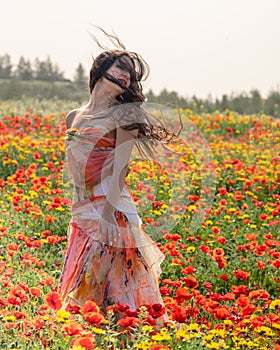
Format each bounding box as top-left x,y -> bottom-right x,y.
1,0 -> 280,99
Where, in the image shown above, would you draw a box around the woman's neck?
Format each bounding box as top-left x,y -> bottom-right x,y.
86,82 -> 118,114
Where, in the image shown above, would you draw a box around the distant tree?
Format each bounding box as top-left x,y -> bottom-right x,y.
0,54 -> 13,79
248,89 -> 262,114
264,90 -> 280,117
145,89 -> 156,103
33,56 -> 65,81
221,94 -> 229,111
74,63 -> 87,88
15,56 -> 33,80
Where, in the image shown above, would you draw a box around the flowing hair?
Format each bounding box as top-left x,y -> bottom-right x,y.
88,26 -> 183,158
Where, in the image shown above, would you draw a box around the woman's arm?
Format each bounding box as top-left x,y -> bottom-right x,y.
103,126 -> 138,213
100,126 -> 138,245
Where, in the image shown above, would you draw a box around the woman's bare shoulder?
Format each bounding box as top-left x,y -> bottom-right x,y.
66,109 -> 80,129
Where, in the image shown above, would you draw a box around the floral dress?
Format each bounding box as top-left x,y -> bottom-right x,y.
58,122 -> 167,317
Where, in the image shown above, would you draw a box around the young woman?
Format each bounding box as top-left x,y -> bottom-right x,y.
58,47 -> 179,321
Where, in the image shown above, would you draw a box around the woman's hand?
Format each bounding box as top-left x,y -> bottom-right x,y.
99,209 -> 120,246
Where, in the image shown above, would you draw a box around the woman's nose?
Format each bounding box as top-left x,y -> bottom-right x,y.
121,70 -> 129,78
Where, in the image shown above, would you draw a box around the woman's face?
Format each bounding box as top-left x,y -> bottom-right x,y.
102,55 -> 133,95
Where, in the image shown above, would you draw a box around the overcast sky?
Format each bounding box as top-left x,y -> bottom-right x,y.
1,0 -> 280,99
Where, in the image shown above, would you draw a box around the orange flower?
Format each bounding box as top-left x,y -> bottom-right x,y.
231,285 -> 249,296
71,336 -> 96,349
270,259 -> 280,268
249,289 -> 270,300
213,307 -> 229,320
245,234 -> 257,241
84,312 -> 104,326
181,265 -> 196,274
44,292 -> 62,310
46,235 -> 60,244
183,276 -> 198,289
81,300 -> 100,314
214,236 -> 227,244
117,316 -> 141,328
29,287 -> 41,297
212,248 -> 225,261
63,322 -> 84,336
257,261 -> 266,270
175,287 -> 192,303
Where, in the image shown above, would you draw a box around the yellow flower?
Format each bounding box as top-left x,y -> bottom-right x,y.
186,246 -> 196,253
134,341 -> 153,349
175,325 -> 188,339
205,341 -> 220,349
203,334 -> 214,342
104,337 -> 117,343
269,299 -> 280,309
188,205 -> 197,212
4,315 -> 16,322
92,327 -> 105,334
56,309 -> 71,322
236,326 -> 248,333
254,326 -> 274,336
151,329 -> 171,341
55,207 -> 65,211
189,322 -> 200,332
142,325 -> 154,333
223,319 -> 233,326
210,329 -> 226,338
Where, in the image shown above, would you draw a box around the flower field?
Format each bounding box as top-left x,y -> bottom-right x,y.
0,100 -> 279,350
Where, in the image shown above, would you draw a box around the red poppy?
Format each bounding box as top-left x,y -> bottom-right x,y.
203,282 -> 213,290
214,236 -> 227,244
270,259 -> 280,268
182,275 -> 198,288
234,270 -> 249,281
63,322 -> 84,336
214,307 -> 229,320
218,187 -> 227,195
259,213 -> 268,221
181,265 -> 196,274
212,248 -> 225,261
170,305 -> 187,323
29,287 -> 41,297
200,245 -> 211,254
83,312 -> 104,326
71,336 -> 96,349
257,261 -> 266,270
220,274 -> 229,281
175,287 -> 192,303
248,289 -> 270,300
44,292 -> 62,310
80,300 -> 100,315
217,258 -> 227,269
148,303 -> 166,319
117,316 -> 141,328
231,285 -> 249,296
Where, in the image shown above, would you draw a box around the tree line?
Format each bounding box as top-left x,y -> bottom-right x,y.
146,88 -> 280,117
0,53 -> 86,84
1,53 -> 280,117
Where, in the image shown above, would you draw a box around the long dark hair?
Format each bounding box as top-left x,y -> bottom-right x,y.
88,29 -> 182,157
